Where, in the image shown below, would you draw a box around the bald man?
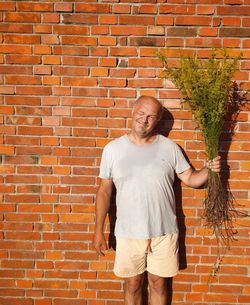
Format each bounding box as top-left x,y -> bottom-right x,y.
93,96 -> 221,305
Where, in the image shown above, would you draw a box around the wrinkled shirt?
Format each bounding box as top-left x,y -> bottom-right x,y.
99,135 -> 190,239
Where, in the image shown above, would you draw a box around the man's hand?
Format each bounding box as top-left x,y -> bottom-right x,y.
178,155 -> 222,188
206,156 -> 221,173
93,231 -> 108,256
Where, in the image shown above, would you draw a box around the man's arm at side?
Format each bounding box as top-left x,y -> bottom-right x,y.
177,156 -> 221,188
93,178 -> 113,256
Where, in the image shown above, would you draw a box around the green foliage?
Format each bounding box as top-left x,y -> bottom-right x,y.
158,49 -> 239,159
159,49 -> 242,282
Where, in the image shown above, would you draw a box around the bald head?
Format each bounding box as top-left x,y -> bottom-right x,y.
130,95 -> 164,139
133,96 -> 163,120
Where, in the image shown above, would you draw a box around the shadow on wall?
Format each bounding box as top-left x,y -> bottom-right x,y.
106,108 -> 182,305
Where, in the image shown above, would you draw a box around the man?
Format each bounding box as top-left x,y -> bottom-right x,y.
93,96 -> 220,305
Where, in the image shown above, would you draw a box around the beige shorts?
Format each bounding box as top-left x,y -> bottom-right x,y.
114,233 -> 179,278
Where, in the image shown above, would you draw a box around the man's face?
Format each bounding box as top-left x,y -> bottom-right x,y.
131,99 -> 161,138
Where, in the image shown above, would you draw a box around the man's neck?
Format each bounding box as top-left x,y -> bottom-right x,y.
127,131 -> 158,146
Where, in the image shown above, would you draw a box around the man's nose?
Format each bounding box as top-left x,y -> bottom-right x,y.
142,115 -> 149,123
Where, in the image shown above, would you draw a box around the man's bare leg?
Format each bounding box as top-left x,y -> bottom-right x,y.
148,272 -> 167,305
124,273 -> 145,305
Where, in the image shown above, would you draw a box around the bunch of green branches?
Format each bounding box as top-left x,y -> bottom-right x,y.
159,50 -> 238,160
158,49 -> 242,277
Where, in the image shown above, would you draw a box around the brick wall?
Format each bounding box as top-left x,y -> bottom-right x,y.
0,1 -> 249,305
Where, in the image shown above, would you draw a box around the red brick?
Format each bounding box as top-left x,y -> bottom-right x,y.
63,56 -> 97,66
6,55 -> 41,64
62,14 -> 97,25
5,34 -> 41,44
110,47 -> 137,57
5,75 -> 41,85
176,16 -> 212,26
222,17 -> 241,26
224,38 -> 241,48
156,16 -> 174,25
0,45 -> 32,54
43,55 -> 61,65
18,126 -> 53,136
187,37 -> 221,47
5,12 -> 41,23
109,89 -> 136,98
159,4 -> 195,14
75,3 -> 111,13
61,36 -> 97,46
34,24 -> 52,34
217,5 -> 250,16
128,79 -> 163,88
43,13 -> 60,24
17,86 -> 52,95
167,27 -> 197,37
17,2 -> 53,12
111,26 -> 146,36
55,3 -> 73,12
34,45 -> 51,54
62,77 -> 97,87
197,6 -> 216,15
199,27 -> 217,37
112,4 -> 131,14
119,16 -> 154,25
99,36 -> 116,46
0,23 -> 33,34
0,2 -> 15,11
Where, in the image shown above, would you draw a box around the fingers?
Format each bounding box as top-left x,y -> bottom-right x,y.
206,156 -> 221,172
213,156 -> 221,162
96,244 -> 107,256
93,233 -> 108,256
94,244 -> 106,256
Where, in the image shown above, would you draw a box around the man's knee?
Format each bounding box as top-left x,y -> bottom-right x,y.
148,273 -> 166,294
125,274 -> 145,294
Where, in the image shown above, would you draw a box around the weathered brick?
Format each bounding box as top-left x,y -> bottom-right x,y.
129,37 -> 165,47
62,14 -> 97,25
159,4 -> 195,14
220,27 -> 250,37
217,6 -> 250,16
167,27 -> 197,37
112,4 -> 131,14
55,3 -> 73,12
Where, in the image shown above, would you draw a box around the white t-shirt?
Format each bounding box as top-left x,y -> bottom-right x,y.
99,134 -> 191,239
